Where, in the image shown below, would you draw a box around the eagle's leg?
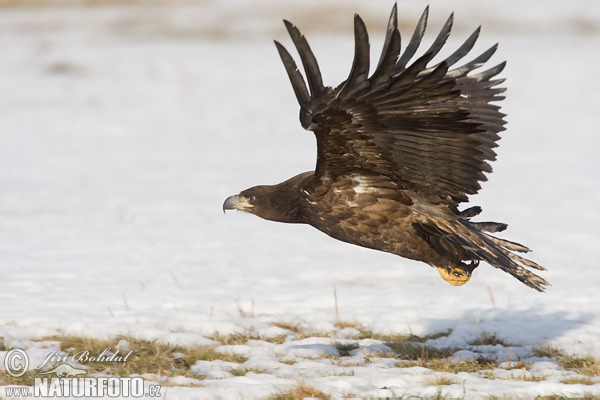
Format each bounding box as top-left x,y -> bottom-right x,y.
436,260 -> 479,287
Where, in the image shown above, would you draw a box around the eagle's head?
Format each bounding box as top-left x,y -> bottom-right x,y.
223,186 -> 298,223
223,172 -> 313,223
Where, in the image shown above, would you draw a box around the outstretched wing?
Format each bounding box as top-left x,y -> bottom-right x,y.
275,5 -> 506,205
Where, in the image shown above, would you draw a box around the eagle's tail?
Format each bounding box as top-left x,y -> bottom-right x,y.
458,219 -> 549,292
414,210 -> 549,292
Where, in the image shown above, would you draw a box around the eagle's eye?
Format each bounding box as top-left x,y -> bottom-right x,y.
251,195 -> 257,202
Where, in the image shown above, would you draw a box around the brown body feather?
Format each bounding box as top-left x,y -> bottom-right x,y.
224,5 -> 548,292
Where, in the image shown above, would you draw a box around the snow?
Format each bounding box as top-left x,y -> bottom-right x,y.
0,0 -> 599,398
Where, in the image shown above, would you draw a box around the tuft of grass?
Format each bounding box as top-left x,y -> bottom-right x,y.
384,331 -> 450,355
230,367 -> 268,377
270,380 -> 330,399
515,374 -> 546,382
211,332 -> 253,346
480,369 -> 545,382
335,342 -> 359,357
333,320 -> 361,330
386,341 -> 454,361
373,329 -> 453,344
212,330 -> 289,345
469,331 -> 512,347
415,329 -> 454,343
532,344 -> 565,359
271,322 -> 303,334
426,357 -> 499,374
424,374 -> 458,386
503,361 -> 529,370
264,336 -> 288,345
561,376 -> 596,385
333,320 -> 373,339
558,355 -> 600,377
183,346 -> 247,365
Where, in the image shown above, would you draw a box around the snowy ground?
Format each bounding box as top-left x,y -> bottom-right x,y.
0,0 -> 599,398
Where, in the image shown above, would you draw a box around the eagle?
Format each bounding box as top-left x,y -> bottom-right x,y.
223,5 -> 548,292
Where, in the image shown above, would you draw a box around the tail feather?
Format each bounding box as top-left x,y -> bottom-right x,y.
471,221 -> 507,233
484,234 -> 531,252
505,248 -> 546,271
458,206 -> 482,218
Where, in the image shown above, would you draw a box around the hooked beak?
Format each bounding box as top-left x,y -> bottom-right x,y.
223,195 -> 253,213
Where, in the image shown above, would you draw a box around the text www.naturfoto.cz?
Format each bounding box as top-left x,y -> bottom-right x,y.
5,377 -> 161,398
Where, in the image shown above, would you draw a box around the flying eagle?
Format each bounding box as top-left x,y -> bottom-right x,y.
223,5 -> 548,291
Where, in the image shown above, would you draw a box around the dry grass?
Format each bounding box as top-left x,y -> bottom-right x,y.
270,380 -> 330,400
414,330 -> 454,343
272,320 -> 373,341
272,321 -> 304,335
211,330 -> 287,345
424,374 -> 459,386
211,332 -> 253,346
532,344 -> 566,359
374,329 -> 453,344
558,355 -> 600,377
469,331 -> 513,347
515,374 -> 546,382
386,340 -> 454,361
503,361 -> 530,370
333,320 -> 370,336
561,376 -> 596,385
480,368 -> 545,382
424,357 -> 498,374
230,367 -> 268,377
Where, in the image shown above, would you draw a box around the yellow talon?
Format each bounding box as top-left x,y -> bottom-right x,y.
436,266 -> 473,286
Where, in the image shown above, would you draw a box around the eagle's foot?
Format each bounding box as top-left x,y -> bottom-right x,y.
436,261 -> 479,287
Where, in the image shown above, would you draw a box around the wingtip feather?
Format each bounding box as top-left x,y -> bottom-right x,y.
337,12 -> 371,98
282,19 -> 326,99
274,39 -> 311,107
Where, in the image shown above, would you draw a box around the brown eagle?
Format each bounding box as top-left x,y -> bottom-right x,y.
223,5 -> 548,291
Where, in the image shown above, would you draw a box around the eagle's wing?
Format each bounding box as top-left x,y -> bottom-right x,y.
275,5 -> 506,205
